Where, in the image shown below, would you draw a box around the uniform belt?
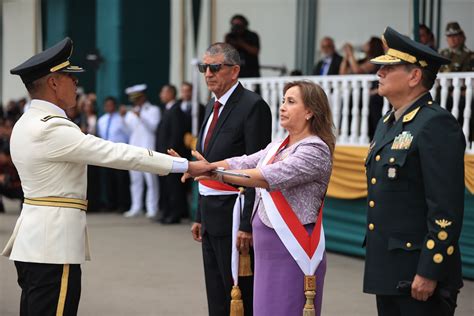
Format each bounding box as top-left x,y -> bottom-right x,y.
23,196 -> 88,212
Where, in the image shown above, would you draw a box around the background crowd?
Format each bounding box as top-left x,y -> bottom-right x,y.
0,19 -> 472,216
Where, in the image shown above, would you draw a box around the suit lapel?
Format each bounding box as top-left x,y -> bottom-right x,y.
203,84 -> 244,156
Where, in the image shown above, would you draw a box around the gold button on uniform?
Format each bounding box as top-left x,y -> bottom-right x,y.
426,239 -> 435,250
371,178 -> 377,185
389,157 -> 395,163
433,253 -> 443,264
369,200 -> 375,208
447,246 -> 454,255
428,101 -> 433,105
375,155 -> 381,161
438,230 -> 448,241
368,223 -> 375,231
406,242 -> 412,248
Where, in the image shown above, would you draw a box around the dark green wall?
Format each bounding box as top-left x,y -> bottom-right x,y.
42,0 -> 96,94
42,0 -> 171,110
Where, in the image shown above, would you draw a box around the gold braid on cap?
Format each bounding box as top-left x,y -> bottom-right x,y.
50,61 -> 71,72
387,48 -> 428,67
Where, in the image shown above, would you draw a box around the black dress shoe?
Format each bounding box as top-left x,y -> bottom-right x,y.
161,217 -> 181,224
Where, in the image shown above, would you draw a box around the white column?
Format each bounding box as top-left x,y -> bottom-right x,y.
2,0 -> 42,105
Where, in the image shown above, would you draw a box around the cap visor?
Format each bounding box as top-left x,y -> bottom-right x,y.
60,65 -> 85,73
370,54 -> 406,65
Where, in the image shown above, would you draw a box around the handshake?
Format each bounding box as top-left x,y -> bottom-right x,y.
169,149 -> 215,180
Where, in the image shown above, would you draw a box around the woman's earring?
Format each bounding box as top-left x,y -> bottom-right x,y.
306,116 -> 311,121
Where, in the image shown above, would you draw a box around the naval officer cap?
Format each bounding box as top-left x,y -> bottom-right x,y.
125,84 -> 147,101
10,37 -> 84,85
370,26 -> 450,73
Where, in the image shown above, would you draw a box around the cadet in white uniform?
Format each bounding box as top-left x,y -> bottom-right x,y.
2,37 -> 212,316
120,84 -> 161,218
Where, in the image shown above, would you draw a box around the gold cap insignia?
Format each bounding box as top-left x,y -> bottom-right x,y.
435,219 -> 452,229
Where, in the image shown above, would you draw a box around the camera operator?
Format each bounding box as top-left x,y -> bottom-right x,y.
225,14 -> 261,78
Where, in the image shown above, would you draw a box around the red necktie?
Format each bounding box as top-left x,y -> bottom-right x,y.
203,101 -> 222,151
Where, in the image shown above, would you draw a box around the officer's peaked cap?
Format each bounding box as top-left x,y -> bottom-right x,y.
10,37 -> 84,85
371,26 -> 450,73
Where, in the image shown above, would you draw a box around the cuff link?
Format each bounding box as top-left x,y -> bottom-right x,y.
368,223 -> 375,231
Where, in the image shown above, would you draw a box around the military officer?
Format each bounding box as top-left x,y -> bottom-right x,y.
2,37 -> 212,316
120,84 -> 161,218
439,22 -> 473,72
364,27 -> 465,316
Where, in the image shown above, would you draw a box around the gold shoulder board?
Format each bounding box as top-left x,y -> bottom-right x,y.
41,115 -> 72,122
402,107 -> 421,123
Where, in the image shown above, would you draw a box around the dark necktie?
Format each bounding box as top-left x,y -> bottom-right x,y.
203,101 -> 222,151
105,113 -> 113,140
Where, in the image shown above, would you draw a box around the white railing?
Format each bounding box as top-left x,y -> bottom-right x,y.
238,72 -> 474,153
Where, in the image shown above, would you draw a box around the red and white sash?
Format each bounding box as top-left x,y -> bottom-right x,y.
198,180 -> 244,286
259,137 -> 325,276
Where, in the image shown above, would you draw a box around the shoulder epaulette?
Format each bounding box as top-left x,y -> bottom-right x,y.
402,106 -> 421,123
41,115 -> 72,122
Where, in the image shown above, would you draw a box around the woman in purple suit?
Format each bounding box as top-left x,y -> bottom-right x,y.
193,80 -> 335,316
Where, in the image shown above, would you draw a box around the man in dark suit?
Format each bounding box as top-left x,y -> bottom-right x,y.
312,37 -> 343,76
155,84 -> 189,224
364,27 -> 465,316
192,42 -> 272,315
179,82 -> 205,137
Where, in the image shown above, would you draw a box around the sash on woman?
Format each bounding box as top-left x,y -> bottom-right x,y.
259,137 -> 325,316
198,180 -> 250,316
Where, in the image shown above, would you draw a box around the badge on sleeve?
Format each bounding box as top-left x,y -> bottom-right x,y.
391,131 -> 413,150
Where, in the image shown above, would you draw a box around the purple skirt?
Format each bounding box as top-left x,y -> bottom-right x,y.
252,214 -> 326,316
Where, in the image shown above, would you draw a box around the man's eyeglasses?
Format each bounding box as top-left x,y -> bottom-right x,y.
197,63 -> 236,73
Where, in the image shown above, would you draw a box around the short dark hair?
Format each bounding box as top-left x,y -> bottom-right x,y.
104,96 -> 118,105
230,14 -> 248,27
404,64 -> 437,90
163,84 -> 177,98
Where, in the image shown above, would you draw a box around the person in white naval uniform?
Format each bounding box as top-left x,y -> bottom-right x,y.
2,37 -> 213,316
120,84 -> 161,218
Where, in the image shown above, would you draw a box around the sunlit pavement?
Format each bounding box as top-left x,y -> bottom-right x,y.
1,198 -> 473,315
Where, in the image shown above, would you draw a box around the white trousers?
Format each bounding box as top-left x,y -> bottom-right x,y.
129,170 -> 159,216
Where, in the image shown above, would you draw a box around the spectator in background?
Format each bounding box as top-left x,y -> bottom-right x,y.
0,142 -> 23,213
340,37 -> 385,140
97,96 -> 131,213
439,22 -> 473,72
225,14 -> 261,78
419,24 -> 436,50
120,84 -> 161,219
179,82 -> 205,137
83,98 -> 97,135
155,84 -> 188,224
312,37 -> 343,76
339,37 -> 384,75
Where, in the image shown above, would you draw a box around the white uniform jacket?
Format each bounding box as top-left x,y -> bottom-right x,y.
123,101 -> 160,149
2,99 -> 179,264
